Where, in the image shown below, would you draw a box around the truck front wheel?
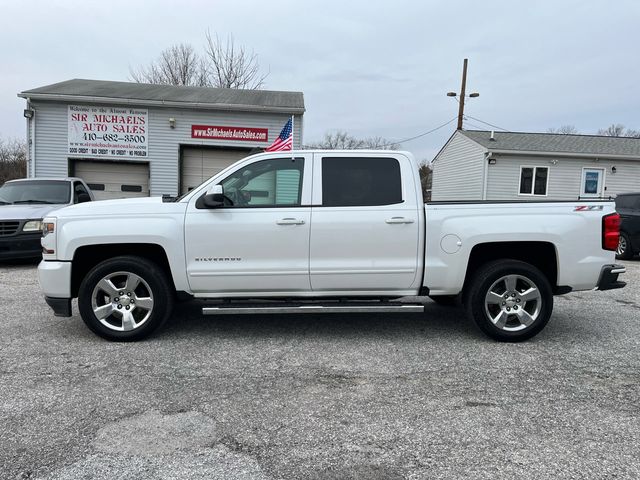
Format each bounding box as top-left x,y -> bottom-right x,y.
78,256 -> 174,341
465,260 -> 553,342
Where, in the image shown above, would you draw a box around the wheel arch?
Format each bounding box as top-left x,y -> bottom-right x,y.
71,243 -> 175,298
462,241 -> 559,297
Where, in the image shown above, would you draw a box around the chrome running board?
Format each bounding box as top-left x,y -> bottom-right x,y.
202,304 -> 424,315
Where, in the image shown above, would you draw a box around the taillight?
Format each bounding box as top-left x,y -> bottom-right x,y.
602,213 -> 620,251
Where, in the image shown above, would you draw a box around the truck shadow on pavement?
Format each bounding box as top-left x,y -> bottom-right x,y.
0,258 -> 40,267
159,300 -> 483,342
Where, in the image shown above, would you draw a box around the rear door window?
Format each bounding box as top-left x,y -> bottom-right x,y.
321,157 -> 402,207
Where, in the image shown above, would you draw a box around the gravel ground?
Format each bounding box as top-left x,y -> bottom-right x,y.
0,259 -> 638,479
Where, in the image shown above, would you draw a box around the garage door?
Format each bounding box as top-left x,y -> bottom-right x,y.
73,160 -> 150,200
181,148 -> 250,195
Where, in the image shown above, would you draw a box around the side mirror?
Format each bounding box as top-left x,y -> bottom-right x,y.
77,193 -> 91,203
195,184 -> 225,209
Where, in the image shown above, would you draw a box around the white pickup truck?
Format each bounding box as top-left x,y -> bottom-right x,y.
38,150 -> 626,342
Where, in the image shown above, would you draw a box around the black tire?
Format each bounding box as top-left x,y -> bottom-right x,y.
616,232 -> 633,260
429,295 -> 459,307
78,256 -> 174,341
464,260 -> 553,342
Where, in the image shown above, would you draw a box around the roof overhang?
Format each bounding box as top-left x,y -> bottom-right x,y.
487,148 -> 640,161
17,92 -> 306,115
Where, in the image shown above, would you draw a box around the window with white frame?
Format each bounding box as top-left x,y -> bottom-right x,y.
519,166 -> 548,195
580,168 -> 605,197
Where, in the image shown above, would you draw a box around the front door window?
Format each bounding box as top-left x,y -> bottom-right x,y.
220,158 -> 304,207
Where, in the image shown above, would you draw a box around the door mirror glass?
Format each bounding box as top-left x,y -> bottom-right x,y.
76,192 -> 91,203
209,184 -> 224,198
196,184 -> 225,209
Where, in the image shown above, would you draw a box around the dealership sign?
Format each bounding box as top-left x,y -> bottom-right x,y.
191,125 -> 268,142
68,105 -> 148,158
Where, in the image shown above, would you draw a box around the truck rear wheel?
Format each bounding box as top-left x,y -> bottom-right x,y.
78,256 -> 174,341
464,260 -> 553,342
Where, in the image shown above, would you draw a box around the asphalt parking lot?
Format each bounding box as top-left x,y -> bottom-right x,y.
1,260 -> 639,479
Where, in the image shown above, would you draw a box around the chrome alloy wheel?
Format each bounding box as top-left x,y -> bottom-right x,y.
484,274 -> 542,332
617,236 -> 627,256
90,271 -> 154,332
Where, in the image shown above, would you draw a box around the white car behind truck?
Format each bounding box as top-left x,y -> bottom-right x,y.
38,150 -> 626,342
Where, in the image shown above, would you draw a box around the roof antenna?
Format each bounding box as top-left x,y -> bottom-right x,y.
490,130 -> 495,141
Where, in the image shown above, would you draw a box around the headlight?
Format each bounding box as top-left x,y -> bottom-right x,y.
23,220 -> 43,232
41,217 -> 57,257
42,221 -> 55,236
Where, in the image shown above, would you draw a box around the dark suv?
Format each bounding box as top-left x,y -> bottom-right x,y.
615,192 -> 640,259
0,177 -> 94,260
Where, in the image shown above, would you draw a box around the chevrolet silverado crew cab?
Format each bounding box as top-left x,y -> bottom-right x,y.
38,150 -> 626,342
0,177 -> 93,260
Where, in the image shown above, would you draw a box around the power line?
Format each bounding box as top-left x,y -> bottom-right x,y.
464,114 -> 509,132
463,118 -> 487,131
378,116 -> 458,148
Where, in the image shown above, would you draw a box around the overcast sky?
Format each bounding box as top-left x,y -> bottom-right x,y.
1,0 -> 639,161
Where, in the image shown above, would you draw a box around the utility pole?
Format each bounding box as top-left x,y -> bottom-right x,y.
457,59 -> 468,130
447,58 -> 479,130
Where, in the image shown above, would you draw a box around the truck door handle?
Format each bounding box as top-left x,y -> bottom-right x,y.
385,217 -> 414,224
276,218 -> 305,225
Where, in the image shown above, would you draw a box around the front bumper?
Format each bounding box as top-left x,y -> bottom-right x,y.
596,264 -> 627,291
38,260 -> 72,298
39,260 -> 73,317
0,232 -> 42,260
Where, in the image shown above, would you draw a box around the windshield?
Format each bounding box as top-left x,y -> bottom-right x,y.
0,180 -> 71,205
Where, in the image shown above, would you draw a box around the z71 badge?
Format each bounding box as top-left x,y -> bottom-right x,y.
574,205 -> 604,211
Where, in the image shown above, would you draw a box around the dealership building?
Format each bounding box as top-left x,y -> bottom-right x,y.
18,79 -> 304,199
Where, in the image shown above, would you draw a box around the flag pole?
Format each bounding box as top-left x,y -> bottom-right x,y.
291,114 -> 294,159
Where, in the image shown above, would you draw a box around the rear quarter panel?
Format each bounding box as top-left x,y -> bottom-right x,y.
424,202 -> 616,295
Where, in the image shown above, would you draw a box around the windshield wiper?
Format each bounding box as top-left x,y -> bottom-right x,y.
12,200 -> 56,204
0,200 -> 10,205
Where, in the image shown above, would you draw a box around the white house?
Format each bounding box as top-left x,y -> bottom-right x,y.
431,130 -> 640,201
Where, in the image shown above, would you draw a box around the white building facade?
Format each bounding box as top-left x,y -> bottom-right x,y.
19,79 -> 304,199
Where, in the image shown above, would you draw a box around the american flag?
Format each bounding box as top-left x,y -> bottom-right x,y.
265,118 -> 293,152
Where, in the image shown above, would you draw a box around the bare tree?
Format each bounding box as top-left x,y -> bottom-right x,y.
0,138 -> 27,185
203,31 -> 268,89
547,125 -> 578,134
418,162 -> 432,201
131,33 -> 268,89
598,124 -> 625,137
306,130 -> 400,150
597,124 -> 640,138
130,43 -> 209,86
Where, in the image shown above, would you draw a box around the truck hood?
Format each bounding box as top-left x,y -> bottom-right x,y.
0,203 -> 67,220
51,196 -> 185,218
